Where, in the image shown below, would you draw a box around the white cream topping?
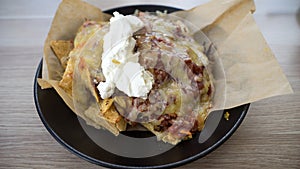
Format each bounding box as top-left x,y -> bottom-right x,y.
97,12 -> 154,99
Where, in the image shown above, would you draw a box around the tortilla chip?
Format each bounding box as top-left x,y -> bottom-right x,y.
59,21 -> 108,96
50,40 -> 73,69
59,56 -> 75,96
116,117 -> 127,131
84,105 -> 119,136
101,106 -> 121,123
100,98 -> 114,112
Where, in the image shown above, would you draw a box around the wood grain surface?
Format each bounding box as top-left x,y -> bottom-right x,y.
0,0 -> 299,168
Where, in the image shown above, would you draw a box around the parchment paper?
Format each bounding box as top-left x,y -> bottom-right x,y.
39,0 -> 293,117
173,0 -> 293,108
42,0 -> 105,82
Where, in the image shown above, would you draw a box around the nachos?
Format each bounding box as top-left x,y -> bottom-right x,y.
48,12 -> 213,144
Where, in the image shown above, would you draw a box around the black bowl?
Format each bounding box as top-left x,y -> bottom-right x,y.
34,5 -> 249,169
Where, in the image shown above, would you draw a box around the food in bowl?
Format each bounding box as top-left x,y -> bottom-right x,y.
47,11 -> 214,145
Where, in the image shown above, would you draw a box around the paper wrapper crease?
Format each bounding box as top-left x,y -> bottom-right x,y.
38,0 -> 293,123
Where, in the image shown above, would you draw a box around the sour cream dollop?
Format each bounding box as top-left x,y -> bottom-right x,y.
97,12 -> 154,99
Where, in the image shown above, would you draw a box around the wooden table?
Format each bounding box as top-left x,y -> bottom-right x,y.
1,0 -> 299,168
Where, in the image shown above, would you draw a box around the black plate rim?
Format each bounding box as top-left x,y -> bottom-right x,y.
34,4 -> 250,168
